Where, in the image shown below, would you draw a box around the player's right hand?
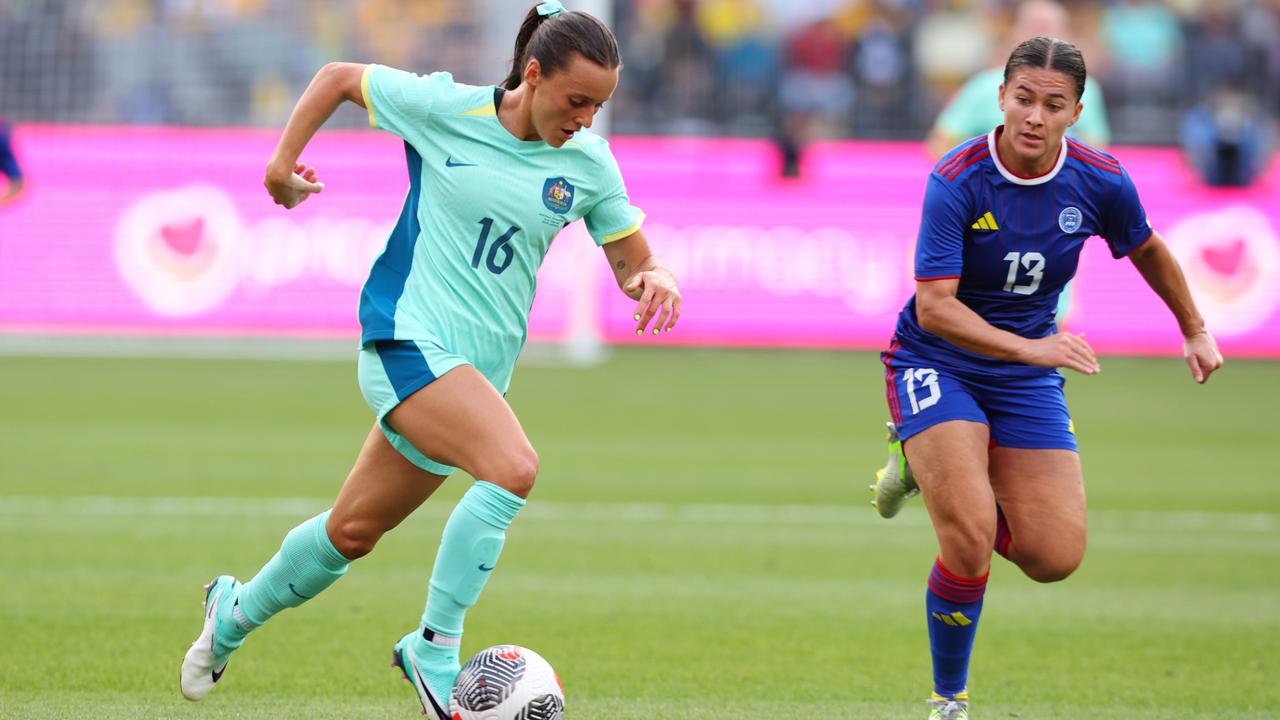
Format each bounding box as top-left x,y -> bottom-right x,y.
1022,331 -> 1100,375
265,162 -> 324,209
1182,330 -> 1223,384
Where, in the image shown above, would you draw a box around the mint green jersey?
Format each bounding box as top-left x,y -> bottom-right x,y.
934,67 -> 1110,147
357,64 -> 644,383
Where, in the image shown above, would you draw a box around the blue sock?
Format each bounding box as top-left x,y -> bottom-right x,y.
926,557 -> 988,697
225,511 -> 350,652
418,481 -> 525,642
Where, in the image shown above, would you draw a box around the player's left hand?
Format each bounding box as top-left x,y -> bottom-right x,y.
265,162 -> 324,209
624,269 -> 681,336
1182,330 -> 1223,384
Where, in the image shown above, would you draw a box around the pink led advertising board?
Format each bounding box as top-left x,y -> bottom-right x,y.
1,126 -> 1276,356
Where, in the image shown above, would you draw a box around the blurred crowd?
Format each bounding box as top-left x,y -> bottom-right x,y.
0,0 -> 493,128
610,0 -> 1280,149
1,0 -> 1277,156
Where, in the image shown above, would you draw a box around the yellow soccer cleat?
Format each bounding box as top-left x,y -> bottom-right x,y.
928,691 -> 970,720
870,421 -> 919,519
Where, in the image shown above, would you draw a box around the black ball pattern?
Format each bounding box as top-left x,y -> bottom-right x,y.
454,646 -> 528,711
515,693 -> 564,720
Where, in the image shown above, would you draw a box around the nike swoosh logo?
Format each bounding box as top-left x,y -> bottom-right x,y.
478,563 -> 495,572
288,583 -> 313,600
412,664 -> 450,719
445,157 -> 476,168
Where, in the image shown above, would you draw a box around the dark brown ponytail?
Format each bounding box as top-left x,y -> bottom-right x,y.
501,3 -> 621,90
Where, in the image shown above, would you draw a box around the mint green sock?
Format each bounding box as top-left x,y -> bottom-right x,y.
419,481 -> 525,638
222,510 -> 350,652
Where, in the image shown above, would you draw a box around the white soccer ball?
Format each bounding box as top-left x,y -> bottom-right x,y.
450,645 -> 565,720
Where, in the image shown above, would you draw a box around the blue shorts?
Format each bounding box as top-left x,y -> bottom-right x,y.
880,343 -> 1078,452
357,338 -> 470,476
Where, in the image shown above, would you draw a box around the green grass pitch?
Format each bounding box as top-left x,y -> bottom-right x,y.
1,348 -> 1276,719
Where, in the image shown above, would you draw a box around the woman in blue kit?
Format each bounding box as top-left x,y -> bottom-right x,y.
181,4 -> 680,718
870,36 -> 1222,720
0,116 -> 23,204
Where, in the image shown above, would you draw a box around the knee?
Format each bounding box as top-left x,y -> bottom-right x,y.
326,516 -> 384,560
939,519 -> 996,577
479,446 -> 540,499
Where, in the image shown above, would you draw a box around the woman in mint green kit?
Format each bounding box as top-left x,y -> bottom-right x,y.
180,4 -> 681,717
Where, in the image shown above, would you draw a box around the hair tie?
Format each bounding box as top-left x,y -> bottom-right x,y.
536,1 -> 565,17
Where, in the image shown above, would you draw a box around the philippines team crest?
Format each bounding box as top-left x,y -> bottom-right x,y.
1058,206 -> 1083,233
542,177 -> 574,215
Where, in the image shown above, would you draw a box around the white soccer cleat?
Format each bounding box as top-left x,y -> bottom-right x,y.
391,630 -> 459,720
870,421 -> 919,519
180,575 -> 239,701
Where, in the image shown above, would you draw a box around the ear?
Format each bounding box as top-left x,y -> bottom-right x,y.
523,58 -> 542,88
1069,101 -> 1083,127
997,83 -> 1006,112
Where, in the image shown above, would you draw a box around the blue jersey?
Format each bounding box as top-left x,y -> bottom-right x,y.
892,127 -> 1151,377
0,119 -> 20,182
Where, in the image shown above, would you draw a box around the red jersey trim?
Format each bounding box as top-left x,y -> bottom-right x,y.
1070,142 -> 1120,167
1068,150 -> 1123,175
943,148 -> 991,181
937,137 -> 987,177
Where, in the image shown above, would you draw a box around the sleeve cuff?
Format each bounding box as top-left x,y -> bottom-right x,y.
361,65 -> 378,129
598,211 -> 646,245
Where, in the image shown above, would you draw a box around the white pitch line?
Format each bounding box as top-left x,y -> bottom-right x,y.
0,496 -> 1275,533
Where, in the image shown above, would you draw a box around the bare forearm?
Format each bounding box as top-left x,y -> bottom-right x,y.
268,63 -> 365,179
1130,235 -> 1205,337
919,296 -> 1029,362
615,253 -> 675,295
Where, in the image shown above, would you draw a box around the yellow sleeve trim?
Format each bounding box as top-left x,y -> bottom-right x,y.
361,65 -> 378,129
600,212 -> 646,244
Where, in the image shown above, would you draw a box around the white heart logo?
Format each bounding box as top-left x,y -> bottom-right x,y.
114,185 -> 243,316
1164,206 -> 1279,335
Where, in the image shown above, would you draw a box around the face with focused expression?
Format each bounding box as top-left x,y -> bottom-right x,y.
524,53 -> 619,148
998,66 -> 1083,174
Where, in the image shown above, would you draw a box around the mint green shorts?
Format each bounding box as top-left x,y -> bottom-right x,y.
357,338 -> 471,476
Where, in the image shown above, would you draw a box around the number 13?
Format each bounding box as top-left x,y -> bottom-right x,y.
1003,251 -> 1045,295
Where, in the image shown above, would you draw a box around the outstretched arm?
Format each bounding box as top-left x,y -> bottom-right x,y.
1127,231 -> 1223,383
915,278 -> 1101,375
264,62 -> 368,208
602,229 -> 681,336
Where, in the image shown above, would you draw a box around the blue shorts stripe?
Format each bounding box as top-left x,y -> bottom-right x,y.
359,142 -> 424,343
375,340 -> 437,402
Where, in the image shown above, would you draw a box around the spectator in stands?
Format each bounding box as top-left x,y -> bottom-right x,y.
775,17 -> 854,176
658,0 -> 716,130
846,1 -> 913,138
698,0 -> 777,130
1182,84 -> 1274,187
1097,0 -> 1182,108
913,0 -> 991,117
926,0 -> 1109,159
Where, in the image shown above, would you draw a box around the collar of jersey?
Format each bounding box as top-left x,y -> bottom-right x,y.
482,86 -> 575,150
987,125 -> 1067,186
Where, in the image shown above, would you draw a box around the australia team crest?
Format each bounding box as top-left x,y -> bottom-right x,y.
542,177 -> 575,215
